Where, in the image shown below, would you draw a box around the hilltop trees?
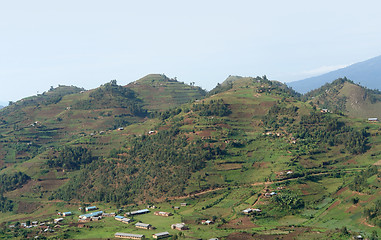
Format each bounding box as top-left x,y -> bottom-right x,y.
51,125 -> 223,204
263,104 -> 369,155
272,191 -> 304,211
47,146 -> 93,170
0,172 -> 30,192
192,99 -> 231,117
74,80 -> 147,117
0,172 -> 30,212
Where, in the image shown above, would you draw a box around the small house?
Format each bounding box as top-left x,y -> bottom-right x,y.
180,203 -> 187,207
242,208 -> 253,214
242,208 -> 261,215
135,222 -> 152,230
201,220 -> 214,225
115,232 -> 145,239
54,218 -> 64,224
85,206 -> 98,212
62,212 -> 72,217
115,215 -> 132,224
368,118 -> 379,122
265,192 -> 277,197
153,232 -> 170,239
91,216 -> 101,221
102,212 -> 116,217
121,218 -> 132,224
154,211 -> 173,217
171,223 -> 188,230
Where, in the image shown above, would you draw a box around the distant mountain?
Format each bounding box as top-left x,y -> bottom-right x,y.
0,101 -> 7,109
288,55 -> 381,93
304,78 -> 381,119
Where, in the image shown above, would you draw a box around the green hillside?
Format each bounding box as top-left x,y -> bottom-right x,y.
0,76 -> 380,240
304,78 -> 381,119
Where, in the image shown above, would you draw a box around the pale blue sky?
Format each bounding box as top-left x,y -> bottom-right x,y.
1,0 -> 381,103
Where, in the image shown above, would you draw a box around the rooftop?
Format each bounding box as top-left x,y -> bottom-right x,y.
115,232 -> 144,238
153,232 -> 170,237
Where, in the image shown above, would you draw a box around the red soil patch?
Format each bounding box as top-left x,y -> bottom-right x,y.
216,163 -> 242,171
220,217 -> 260,229
344,159 -> 357,165
345,204 -> 358,213
16,201 -> 41,214
217,123 -> 231,129
299,184 -> 310,195
39,178 -> 69,191
335,186 -> 348,196
196,129 -> 213,137
252,162 -> 269,168
5,179 -> 37,198
183,118 -> 194,125
327,200 -> 341,211
227,227 -> 311,240
360,217 -> 375,228
373,159 -> 381,165
227,232 -> 256,240
185,133 -> 195,141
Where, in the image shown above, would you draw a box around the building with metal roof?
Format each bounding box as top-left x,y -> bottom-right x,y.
153,232 -> 170,239
127,209 -> 150,216
85,206 -> 98,212
135,222 -> 152,229
115,232 -> 145,239
79,211 -> 103,220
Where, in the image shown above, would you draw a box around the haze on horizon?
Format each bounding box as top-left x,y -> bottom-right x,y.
1,0 -> 381,104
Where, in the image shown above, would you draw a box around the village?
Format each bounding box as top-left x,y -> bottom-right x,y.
4,177 -> 302,240
7,201 -> 233,240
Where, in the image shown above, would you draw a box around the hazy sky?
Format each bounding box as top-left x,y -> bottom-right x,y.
1,0 -> 381,104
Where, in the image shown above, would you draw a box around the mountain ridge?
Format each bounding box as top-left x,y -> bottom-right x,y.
0,74 -> 380,239
288,55 -> 381,93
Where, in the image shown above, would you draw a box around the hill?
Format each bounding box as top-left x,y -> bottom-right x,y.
288,55 -> 381,93
209,75 -> 301,98
0,77 -> 205,170
303,78 -> 381,119
0,76 -> 380,239
126,74 -> 206,112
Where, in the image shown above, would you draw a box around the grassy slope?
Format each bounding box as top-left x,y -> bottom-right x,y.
126,74 -> 206,112
308,80 -> 381,119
